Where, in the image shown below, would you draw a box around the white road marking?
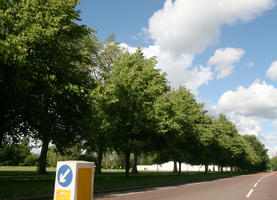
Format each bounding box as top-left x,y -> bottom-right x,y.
253,182 -> 258,188
109,191 -> 145,197
246,189 -> 254,198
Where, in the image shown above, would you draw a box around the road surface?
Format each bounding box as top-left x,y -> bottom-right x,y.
95,172 -> 277,200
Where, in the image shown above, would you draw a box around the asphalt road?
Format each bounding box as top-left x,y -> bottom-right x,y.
95,172 -> 277,200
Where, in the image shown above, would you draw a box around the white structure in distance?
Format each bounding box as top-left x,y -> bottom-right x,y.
137,161 -> 230,172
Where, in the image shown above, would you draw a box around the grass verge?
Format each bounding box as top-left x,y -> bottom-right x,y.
0,166 -> 243,199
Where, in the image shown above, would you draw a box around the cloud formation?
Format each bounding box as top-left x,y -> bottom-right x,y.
148,0 -> 274,55
246,62 -> 255,68
122,0 -> 274,93
266,61 -> 277,81
217,80 -> 277,119
208,48 -> 245,79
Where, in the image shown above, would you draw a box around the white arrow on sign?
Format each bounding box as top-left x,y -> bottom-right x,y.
59,169 -> 70,183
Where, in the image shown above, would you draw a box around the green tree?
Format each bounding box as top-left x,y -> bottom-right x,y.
192,114 -> 214,173
270,156 -> 277,171
0,0 -> 95,174
82,34 -> 123,174
47,145 -> 82,167
104,48 -> 169,177
0,141 -> 37,166
210,115 -> 261,172
243,135 -> 269,171
169,87 -> 204,174
210,115 -> 237,171
153,87 -> 206,175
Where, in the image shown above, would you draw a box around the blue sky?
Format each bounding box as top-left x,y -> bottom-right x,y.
78,0 -> 277,157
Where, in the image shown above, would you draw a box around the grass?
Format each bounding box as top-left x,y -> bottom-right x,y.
0,166 -> 56,199
0,166 -> 243,199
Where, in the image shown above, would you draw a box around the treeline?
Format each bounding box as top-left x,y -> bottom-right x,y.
0,0 -> 269,176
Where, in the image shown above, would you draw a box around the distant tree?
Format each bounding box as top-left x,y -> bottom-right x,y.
47,145 -> 82,167
210,114 -> 236,171
270,156 -> 277,171
0,141 -> 37,166
23,154 -> 38,166
243,135 -> 269,171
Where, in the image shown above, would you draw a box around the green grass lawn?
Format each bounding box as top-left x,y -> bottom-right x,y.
0,166 -> 243,199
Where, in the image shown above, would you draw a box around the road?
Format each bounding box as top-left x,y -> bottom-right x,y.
95,172 -> 277,200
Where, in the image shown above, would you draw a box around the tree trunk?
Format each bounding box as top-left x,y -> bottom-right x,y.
231,165 -> 233,173
178,161 -> 182,175
205,164 -> 208,173
132,152 -> 138,174
221,166 -> 223,173
173,161 -> 178,173
0,111 -> 5,148
95,149 -> 103,174
36,138 -> 50,175
125,151 -> 130,177
0,131 -> 4,148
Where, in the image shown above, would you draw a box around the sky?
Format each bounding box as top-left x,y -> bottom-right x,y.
78,0 -> 277,157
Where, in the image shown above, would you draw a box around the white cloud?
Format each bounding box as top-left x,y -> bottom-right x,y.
180,66 -> 213,94
226,112 -> 262,136
121,0 -> 274,93
207,48 -> 245,79
266,61 -> 277,80
217,80 -> 277,119
119,43 -> 137,54
213,81 -> 277,158
259,134 -> 277,144
246,61 -> 255,68
272,120 -> 277,129
148,0 -> 274,55
268,146 -> 277,158
143,45 -> 214,93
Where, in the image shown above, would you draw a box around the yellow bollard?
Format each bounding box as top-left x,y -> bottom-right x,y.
54,161 -> 95,200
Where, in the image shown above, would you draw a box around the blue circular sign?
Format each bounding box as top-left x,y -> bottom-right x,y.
57,164 -> 73,187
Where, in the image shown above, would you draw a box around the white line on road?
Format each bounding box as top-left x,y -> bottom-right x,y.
246,189 -> 254,198
253,182 -> 258,188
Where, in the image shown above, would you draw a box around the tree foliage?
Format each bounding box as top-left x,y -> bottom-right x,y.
103,48 -> 169,176
0,0 -> 95,174
0,141 -> 38,166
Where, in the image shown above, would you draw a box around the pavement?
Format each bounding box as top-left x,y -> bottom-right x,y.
94,172 -> 277,200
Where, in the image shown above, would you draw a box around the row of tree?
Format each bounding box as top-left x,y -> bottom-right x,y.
0,0 -> 269,176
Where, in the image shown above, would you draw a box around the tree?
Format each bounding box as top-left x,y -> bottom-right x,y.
0,141 -> 37,166
82,34 -> 123,174
243,135 -> 269,171
209,115 -> 262,172
104,48 -> 169,177
270,156 -> 277,171
165,87 -> 205,175
192,114 -> 214,173
47,145 -> 82,167
0,0 -> 95,174
210,115 -> 236,171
